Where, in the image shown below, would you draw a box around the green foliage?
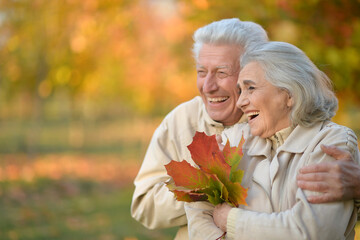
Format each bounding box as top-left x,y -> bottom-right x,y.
0,177 -> 176,240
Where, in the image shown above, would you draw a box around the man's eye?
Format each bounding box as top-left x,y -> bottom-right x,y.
248,86 -> 255,90
197,71 -> 206,77
217,72 -> 228,78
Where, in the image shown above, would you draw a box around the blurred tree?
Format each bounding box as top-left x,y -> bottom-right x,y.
0,0 -> 135,117
0,0 -> 198,119
178,0 -> 360,103
0,0 -> 359,119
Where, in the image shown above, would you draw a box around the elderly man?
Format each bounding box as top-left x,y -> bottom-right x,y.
131,18 -> 360,239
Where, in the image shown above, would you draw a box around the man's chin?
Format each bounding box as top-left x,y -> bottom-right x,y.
207,112 -> 226,124
208,111 -> 243,126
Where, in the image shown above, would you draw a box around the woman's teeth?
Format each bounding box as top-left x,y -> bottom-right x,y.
247,112 -> 259,120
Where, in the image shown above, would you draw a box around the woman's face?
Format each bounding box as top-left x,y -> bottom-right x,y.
236,62 -> 293,138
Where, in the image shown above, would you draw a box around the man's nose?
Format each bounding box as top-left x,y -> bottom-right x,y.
202,74 -> 218,93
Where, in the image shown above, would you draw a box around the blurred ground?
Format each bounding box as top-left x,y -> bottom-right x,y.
0,115 -> 359,240
0,153 -> 177,240
0,153 -> 359,240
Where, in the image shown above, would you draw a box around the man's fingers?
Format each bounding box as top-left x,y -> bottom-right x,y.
321,144 -> 352,161
216,134 -> 225,151
298,162 -> 331,174
307,194 -> 338,204
297,180 -> 329,192
297,172 -> 327,181
215,134 -> 222,144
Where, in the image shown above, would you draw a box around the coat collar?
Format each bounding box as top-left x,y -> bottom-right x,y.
279,122 -> 324,153
246,121 -> 325,157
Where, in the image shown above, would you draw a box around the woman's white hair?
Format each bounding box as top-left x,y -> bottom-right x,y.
240,41 -> 338,127
192,18 -> 268,61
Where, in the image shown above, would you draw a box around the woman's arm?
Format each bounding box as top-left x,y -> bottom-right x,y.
185,202 -> 225,239
218,125 -> 359,240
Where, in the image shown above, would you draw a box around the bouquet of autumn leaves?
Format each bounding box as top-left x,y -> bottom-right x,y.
165,131 -> 247,207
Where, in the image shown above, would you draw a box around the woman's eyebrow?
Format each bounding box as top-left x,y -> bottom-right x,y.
243,79 -> 256,85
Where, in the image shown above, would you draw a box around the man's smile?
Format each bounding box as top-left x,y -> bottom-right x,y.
207,96 -> 229,103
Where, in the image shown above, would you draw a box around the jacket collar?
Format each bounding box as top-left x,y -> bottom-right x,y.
279,122 -> 324,153
246,121 -> 324,157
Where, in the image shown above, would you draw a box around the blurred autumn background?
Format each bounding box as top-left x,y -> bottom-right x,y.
0,0 -> 359,239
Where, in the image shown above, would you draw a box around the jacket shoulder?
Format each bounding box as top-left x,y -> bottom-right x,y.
322,122 -> 358,152
161,96 -> 203,128
165,96 -> 203,119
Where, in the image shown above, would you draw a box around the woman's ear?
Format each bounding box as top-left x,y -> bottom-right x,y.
286,94 -> 293,108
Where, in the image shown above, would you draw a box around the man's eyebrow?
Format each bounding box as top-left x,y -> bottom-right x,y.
196,65 -> 233,72
216,65 -> 230,69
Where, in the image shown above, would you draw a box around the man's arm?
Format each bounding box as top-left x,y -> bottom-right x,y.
131,97 -> 206,230
131,122 -> 187,229
297,144 -> 360,203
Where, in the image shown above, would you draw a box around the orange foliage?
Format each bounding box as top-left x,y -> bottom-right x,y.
0,154 -> 139,186
0,0 -> 359,120
165,132 -> 247,207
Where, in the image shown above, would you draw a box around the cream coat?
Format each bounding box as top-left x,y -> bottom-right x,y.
185,121 -> 360,240
131,96 -> 242,239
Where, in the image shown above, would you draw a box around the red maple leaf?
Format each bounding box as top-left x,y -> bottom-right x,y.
165,131 -> 247,207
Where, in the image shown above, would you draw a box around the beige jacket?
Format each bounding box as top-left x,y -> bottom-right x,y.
131,96 -> 236,239
185,121 -> 360,240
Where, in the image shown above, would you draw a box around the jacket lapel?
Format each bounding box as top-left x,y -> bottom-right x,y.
246,136 -> 273,207
243,122 -> 324,211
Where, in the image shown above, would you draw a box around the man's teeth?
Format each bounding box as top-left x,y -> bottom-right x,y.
208,97 -> 229,102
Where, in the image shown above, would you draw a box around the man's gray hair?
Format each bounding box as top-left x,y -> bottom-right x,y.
241,41 -> 338,127
192,18 -> 268,60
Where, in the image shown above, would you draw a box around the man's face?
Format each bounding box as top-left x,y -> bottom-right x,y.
196,44 -> 243,126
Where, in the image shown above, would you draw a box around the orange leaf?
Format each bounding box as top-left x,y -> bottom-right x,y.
165,131 -> 248,207
172,189 -> 208,202
187,132 -> 231,176
164,160 -> 210,189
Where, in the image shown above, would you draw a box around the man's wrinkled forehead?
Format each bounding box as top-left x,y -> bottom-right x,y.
196,64 -> 232,70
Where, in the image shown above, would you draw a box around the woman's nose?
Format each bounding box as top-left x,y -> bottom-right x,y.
236,92 -> 249,110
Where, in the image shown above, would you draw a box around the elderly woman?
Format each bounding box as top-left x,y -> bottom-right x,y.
184,41 -> 360,240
